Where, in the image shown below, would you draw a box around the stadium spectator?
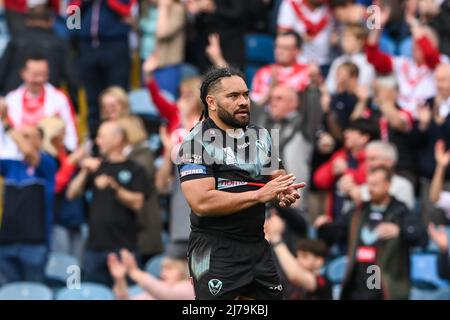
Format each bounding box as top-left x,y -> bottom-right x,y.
118,115 -> 163,264
325,23 -> 375,95
185,0 -> 247,72
250,31 -> 311,107
277,0 -> 334,74
99,86 -> 130,122
253,84 -> 322,192
4,0 -> 59,37
340,166 -> 428,300
39,116 -> 87,260
108,247 -> 194,300
428,138 -> 450,278
331,0 -> 367,25
66,121 -> 149,285
413,63 -> 450,223
366,6 -> 444,117
143,55 -> 203,250
429,139 -> 450,224
321,62 -> 370,144
149,0 -> 186,98
0,110 -> 57,285
428,222 -> 450,280
430,0 -> 450,57
354,76 -> 417,183
143,54 -> 202,134
314,119 -> 377,225
70,0 -> 134,138
4,53 -> 78,151
349,141 -> 415,210
138,0 -> 158,63
99,88 -> 165,263
0,5 -> 78,107
265,213 -> 332,300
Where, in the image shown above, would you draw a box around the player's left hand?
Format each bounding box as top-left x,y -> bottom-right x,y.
277,182 -> 306,208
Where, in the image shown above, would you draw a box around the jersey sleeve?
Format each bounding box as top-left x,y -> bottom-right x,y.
177,137 -> 215,183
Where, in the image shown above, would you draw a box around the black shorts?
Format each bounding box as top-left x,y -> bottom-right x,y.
187,232 -> 283,300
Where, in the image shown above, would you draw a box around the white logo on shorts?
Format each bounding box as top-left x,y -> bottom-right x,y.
208,279 -> 223,296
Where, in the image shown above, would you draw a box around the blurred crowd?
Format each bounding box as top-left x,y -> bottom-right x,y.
0,0 -> 450,300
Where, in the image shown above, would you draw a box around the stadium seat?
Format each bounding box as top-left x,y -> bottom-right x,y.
430,288 -> 450,300
145,254 -> 165,278
56,282 -> 114,300
45,252 -> 80,285
410,287 -> 433,300
0,282 -> 53,300
180,63 -> 199,80
245,33 -> 275,65
326,256 -> 348,284
129,88 -> 175,116
410,287 -> 450,300
411,253 -> 450,289
128,89 -> 157,115
244,33 -> 275,87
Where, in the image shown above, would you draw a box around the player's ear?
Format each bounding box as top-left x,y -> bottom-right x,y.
206,94 -> 216,111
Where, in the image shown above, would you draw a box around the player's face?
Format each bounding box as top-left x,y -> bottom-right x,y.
214,76 -> 251,128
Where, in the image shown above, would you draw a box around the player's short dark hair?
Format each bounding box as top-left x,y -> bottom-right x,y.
296,239 -> 328,258
277,31 -> 303,49
200,67 -> 245,118
347,118 -> 380,141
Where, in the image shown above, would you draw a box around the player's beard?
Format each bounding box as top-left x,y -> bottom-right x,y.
217,103 -> 250,129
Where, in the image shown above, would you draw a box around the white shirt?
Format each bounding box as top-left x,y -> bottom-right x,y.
277,0 -> 333,65
6,83 -> 78,151
326,53 -> 376,94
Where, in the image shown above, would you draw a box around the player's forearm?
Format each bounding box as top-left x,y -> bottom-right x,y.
192,189 -> 262,217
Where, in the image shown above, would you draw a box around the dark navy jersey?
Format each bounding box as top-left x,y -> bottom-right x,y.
178,118 -> 283,242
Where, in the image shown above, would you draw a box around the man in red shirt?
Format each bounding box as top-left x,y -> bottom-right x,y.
250,31 -> 311,108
